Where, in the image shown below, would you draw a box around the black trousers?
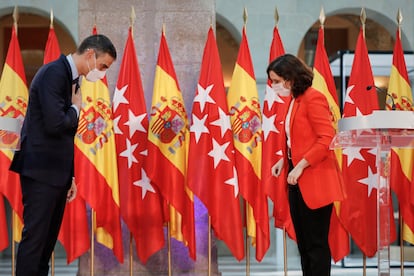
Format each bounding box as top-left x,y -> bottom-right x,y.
288,159 -> 333,276
16,175 -> 70,276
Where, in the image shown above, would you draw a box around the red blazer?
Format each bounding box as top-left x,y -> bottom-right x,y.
287,87 -> 345,209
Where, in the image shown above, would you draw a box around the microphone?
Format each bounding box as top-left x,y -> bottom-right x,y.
366,85 -> 396,110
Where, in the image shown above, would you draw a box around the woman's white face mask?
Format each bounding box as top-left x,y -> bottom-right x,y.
85,52 -> 106,82
271,81 -> 291,97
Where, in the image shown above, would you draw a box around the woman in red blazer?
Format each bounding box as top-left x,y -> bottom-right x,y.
267,54 -> 345,276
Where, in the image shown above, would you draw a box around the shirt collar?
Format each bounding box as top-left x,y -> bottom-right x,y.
66,54 -> 79,82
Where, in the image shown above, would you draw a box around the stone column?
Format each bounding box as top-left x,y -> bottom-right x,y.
77,0 -> 217,275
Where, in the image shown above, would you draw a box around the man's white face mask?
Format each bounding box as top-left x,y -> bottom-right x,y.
85,51 -> 106,82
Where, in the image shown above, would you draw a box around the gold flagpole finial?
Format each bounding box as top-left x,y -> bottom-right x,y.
12,6 -> 18,33
243,7 -> 248,26
274,7 -> 279,26
397,8 -> 403,26
397,8 -> 403,39
210,15 -> 214,28
162,22 -> 166,36
360,7 -> 367,38
319,6 -> 326,27
50,9 -> 54,29
130,6 -> 136,27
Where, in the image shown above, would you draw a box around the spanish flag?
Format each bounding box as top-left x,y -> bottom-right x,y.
227,25 -> 269,261
0,24 -> 27,245
74,28 -> 123,263
312,24 -> 349,262
146,29 -> 196,259
0,196 -> 7,250
388,28 -> 414,244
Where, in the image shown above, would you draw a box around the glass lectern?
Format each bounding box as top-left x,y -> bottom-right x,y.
331,110 -> 414,276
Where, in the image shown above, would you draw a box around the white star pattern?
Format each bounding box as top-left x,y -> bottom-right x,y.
194,84 -> 216,112
113,115 -> 123,135
262,113 -> 278,141
208,139 -> 230,168
358,166 -> 378,197
133,168 -> 155,199
124,111 -> 146,137
224,166 -> 239,197
342,147 -> 365,167
210,107 -> 231,139
190,114 -> 209,143
113,85 -> 129,112
344,85 -> 355,105
263,84 -> 284,111
119,139 -> 138,168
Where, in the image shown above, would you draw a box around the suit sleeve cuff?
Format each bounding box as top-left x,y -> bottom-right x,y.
71,104 -> 80,118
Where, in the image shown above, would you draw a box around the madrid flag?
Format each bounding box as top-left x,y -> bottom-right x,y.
339,27 -> 396,257
261,25 -> 296,242
0,25 -> 27,245
187,27 -> 244,260
146,30 -> 196,259
113,26 -> 164,263
227,25 -> 269,261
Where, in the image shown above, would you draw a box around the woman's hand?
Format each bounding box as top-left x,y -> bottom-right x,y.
287,158 -> 309,185
67,178 -> 77,202
271,158 -> 284,177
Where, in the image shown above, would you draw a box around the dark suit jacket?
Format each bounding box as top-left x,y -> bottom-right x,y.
10,55 -> 79,187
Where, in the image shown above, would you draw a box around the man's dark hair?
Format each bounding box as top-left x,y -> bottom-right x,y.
266,54 -> 313,97
77,34 -> 117,60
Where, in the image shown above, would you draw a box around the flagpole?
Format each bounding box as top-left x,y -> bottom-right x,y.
91,210 -> 95,276
400,213 -> 404,276
167,222 -> 172,276
129,233 -> 133,276
208,216 -> 212,276
12,214 -> 16,276
283,228 -> 287,276
363,254 -> 367,276
51,251 -> 55,276
128,7 -> 136,276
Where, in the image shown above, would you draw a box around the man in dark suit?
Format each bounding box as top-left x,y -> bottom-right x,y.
10,34 -> 116,276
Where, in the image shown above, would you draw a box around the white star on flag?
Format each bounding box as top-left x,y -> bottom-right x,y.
344,85 -> 355,105
358,165 -> 378,197
113,115 -> 123,135
113,85 -> 129,112
133,168 -> 156,199
208,139 -> 230,168
224,166 -> 239,198
194,83 -> 215,112
263,84 -> 284,110
124,111 -> 147,137
190,114 -> 209,143
210,107 -> 231,138
119,139 -> 138,168
262,113 -> 278,141
342,147 -> 365,167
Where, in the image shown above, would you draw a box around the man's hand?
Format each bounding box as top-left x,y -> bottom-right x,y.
67,178 -> 77,202
71,84 -> 82,111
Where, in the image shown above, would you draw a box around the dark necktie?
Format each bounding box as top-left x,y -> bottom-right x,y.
72,77 -> 80,93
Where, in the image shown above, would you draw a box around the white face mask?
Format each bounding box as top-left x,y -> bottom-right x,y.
271,82 -> 291,97
85,52 -> 106,82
